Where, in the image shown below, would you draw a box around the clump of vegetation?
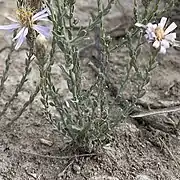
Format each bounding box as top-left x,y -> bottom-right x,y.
0,0 -> 179,152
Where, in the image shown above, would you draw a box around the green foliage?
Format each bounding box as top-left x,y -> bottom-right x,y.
0,0 -> 177,152
38,0 -> 177,152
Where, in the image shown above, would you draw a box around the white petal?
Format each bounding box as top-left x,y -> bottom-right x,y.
145,37 -> 154,43
159,46 -> 166,54
7,16 -> 18,22
32,13 -> 49,21
135,22 -> 146,28
13,27 -> 27,41
152,24 -> 157,30
146,23 -> 153,28
165,33 -> 176,42
146,23 -> 157,34
158,17 -> 167,28
145,31 -> 156,41
153,40 -> 160,49
147,23 -> 157,28
32,24 -> 50,37
0,23 -> 20,30
161,39 -> 170,48
32,8 -> 50,21
14,27 -> 28,50
37,18 -> 49,22
164,22 -> 177,35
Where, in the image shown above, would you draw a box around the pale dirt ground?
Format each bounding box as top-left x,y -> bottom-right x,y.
0,0 -> 180,180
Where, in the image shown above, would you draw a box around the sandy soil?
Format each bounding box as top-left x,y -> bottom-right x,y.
0,0 -> 180,180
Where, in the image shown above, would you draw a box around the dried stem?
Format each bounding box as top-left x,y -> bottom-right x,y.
0,43 -> 14,97
0,49 -> 33,119
8,82 -> 41,126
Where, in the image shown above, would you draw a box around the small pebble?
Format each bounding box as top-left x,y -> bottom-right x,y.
135,174 -> 152,180
39,138 -> 53,147
73,164 -> 81,174
89,176 -> 119,180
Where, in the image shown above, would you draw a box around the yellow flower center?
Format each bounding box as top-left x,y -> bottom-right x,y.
16,8 -> 34,27
155,27 -> 165,41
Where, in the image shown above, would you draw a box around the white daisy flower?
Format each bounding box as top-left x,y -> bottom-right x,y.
135,17 -> 178,54
0,8 -> 51,50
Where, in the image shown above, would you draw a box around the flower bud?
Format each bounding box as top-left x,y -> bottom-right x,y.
35,34 -> 48,59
